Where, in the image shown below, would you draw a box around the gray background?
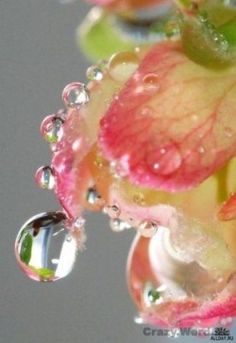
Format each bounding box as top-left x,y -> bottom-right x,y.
0,1 -> 234,342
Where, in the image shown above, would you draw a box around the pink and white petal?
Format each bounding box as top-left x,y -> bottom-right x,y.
99,42 -> 236,191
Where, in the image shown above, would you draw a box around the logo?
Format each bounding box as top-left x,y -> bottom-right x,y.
211,327 -> 234,341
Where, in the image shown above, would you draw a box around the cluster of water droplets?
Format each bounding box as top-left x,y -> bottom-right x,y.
197,12 -> 229,54
15,52 -> 162,282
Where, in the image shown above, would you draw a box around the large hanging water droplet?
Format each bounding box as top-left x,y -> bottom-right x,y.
138,220 -> 158,238
62,82 -> 90,108
15,212 -> 78,282
86,65 -> 103,81
40,115 -> 64,144
110,218 -> 131,232
35,166 -> 55,190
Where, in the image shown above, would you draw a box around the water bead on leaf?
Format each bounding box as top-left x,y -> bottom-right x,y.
62,82 -> 90,108
15,212 -> 78,282
35,166 -> 55,190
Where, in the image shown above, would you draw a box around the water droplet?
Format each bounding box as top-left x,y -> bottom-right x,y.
86,65 -> 103,81
198,146 -> 205,154
110,218 -> 131,232
147,145 -> 182,176
15,212 -> 78,282
40,115 -> 64,144
142,73 -> 160,93
138,220 -> 158,238
35,166 -> 55,190
104,204 -> 121,219
73,216 -> 86,230
64,217 -> 87,251
86,187 -> 102,205
108,51 -> 139,82
164,19 -> 180,38
134,316 -> 144,324
62,82 -> 90,108
143,282 -> 164,306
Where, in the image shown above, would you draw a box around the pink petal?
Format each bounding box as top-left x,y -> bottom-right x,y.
99,42 -> 236,191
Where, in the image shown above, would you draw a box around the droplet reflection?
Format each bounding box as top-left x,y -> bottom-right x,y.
15,212 -> 78,282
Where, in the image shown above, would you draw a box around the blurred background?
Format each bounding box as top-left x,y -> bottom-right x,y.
0,1 -> 235,342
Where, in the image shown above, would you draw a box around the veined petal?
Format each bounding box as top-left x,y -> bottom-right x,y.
99,42 -> 236,191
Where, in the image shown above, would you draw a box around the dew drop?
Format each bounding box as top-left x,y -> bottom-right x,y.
108,51 -> 139,82
104,204 -> 121,219
86,186 -> 102,205
15,212 -> 78,282
62,82 -> 90,108
35,166 -> 55,190
134,316 -> 144,325
73,216 -> 86,230
86,65 -> 103,81
142,73 -> 160,93
148,145 -> 182,176
143,282 -> 164,306
110,218 -> 131,232
198,146 -> 205,154
65,216 -> 87,251
164,19 -> 180,38
40,115 -> 64,144
138,220 -> 158,238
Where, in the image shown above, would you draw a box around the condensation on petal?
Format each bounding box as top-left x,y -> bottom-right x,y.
99,42 -> 236,191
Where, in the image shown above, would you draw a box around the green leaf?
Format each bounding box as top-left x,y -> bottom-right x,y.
20,232 -> 32,264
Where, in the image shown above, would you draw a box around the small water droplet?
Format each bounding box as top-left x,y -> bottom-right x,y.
104,204 -> 121,219
142,73 -> 160,92
148,145 -> 182,176
86,65 -> 103,81
40,115 -> 64,144
108,51 -> 139,82
73,217 -> 86,230
164,19 -> 180,38
15,212 -> 78,282
110,218 -> 131,232
138,220 -> 158,238
35,166 -> 55,190
198,146 -> 205,154
62,82 -> 90,108
86,187 -> 102,205
143,282 -> 164,306
134,316 -> 144,324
